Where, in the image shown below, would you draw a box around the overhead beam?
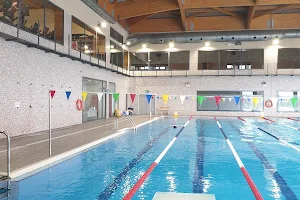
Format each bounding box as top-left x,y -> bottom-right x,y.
114,0 -> 179,19
212,7 -> 244,20
129,18 -> 182,33
247,0 -> 260,29
254,4 -> 295,19
127,15 -> 151,27
177,0 -> 187,31
111,0 -> 117,4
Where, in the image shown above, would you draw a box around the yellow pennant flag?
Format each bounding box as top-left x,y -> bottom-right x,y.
162,94 -> 169,104
82,92 -> 87,101
192,97 -> 195,101
253,97 -> 259,106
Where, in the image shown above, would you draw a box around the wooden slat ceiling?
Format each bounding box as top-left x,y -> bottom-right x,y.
97,0 -> 300,33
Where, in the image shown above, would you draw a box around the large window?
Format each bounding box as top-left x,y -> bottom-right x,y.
278,49 -> 300,69
45,1 -> 64,43
170,51 -> 189,70
130,52 -> 149,71
149,52 -> 168,70
110,27 -> 123,44
278,91 -> 300,112
198,49 -> 264,70
72,16 -> 106,60
110,40 -> 123,67
197,91 -> 264,112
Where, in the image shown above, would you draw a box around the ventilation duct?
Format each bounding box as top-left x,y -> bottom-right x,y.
126,29 -> 300,45
81,0 -> 116,24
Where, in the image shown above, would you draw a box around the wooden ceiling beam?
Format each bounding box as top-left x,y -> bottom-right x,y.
111,0 -> 118,4
247,0 -> 260,29
177,0 -> 187,31
254,4 -> 296,19
127,14 -> 151,27
212,7 -> 244,20
114,0 -> 180,19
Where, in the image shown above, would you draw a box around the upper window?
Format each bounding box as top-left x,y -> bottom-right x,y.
110,40 -> 123,67
149,52 -> 168,70
278,91 -> 300,112
170,51 -> 189,70
278,49 -> 300,69
110,27 -> 123,44
130,52 -> 149,71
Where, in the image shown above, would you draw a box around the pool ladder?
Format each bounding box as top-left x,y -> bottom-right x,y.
126,116 -> 137,132
0,131 -> 11,193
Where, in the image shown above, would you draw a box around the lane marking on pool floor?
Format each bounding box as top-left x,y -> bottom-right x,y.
287,117 -> 300,122
0,116 -> 146,154
229,121 -> 298,200
238,117 -> 300,152
261,117 -> 300,131
97,127 -> 170,199
122,116 -> 193,200
193,120 -> 205,193
214,117 -> 263,200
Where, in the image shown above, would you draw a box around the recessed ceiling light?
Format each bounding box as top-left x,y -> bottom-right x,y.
84,45 -> 88,50
142,44 -> 147,48
126,41 -> 131,46
205,42 -> 210,47
101,22 -> 107,28
169,42 -> 174,48
272,39 -> 279,45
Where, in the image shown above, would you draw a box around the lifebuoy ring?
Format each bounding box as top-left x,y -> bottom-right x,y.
76,99 -> 83,111
265,99 -> 273,108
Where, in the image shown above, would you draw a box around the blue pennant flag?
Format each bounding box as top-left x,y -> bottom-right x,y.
234,96 -> 240,105
146,94 -> 152,104
65,91 -> 71,100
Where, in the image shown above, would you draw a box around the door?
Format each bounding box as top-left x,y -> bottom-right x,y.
138,94 -> 155,115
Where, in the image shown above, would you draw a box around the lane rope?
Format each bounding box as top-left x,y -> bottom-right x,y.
262,117 -> 300,131
287,117 -> 300,123
238,117 -> 300,152
122,116 -> 193,200
214,117 -> 263,200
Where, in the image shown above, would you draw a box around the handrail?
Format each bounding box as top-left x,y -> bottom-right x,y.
126,116 -> 137,132
0,131 -> 10,189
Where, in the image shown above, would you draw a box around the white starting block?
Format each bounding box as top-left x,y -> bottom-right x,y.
152,192 -> 216,200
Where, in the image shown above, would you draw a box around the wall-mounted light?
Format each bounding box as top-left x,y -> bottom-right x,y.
84,45 -> 88,50
101,22 -> 107,28
169,42 -> 174,48
272,39 -> 279,45
142,44 -> 147,48
205,42 -> 210,47
126,41 -> 131,46
122,44 -> 126,49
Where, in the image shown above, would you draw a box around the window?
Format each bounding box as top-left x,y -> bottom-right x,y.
110,40 -> 123,67
110,27 -> 123,44
96,32 -> 106,61
130,52 -> 148,71
170,51 -> 189,70
198,51 -> 218,70
149,52 -> 168,70
72,17 -> 85,53
45,1 -> 64,43
85,25 -> 96,56
197,91 -> 264,112
278,49 -> 300,69
278,91 -> 300,112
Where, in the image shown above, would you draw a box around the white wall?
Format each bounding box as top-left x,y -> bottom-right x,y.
0,38 -> 129,137
129,76 -> 300,118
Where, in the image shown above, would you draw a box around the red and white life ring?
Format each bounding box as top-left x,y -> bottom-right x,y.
265,99 -> 273,108
76,99 -> 83,111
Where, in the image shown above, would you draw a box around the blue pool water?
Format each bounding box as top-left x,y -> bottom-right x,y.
5,117 -> 300,200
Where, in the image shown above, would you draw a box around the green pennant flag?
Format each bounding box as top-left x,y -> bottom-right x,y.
197,96 -> 204,105
113,93 -> 120,102
291,97 -> 298,108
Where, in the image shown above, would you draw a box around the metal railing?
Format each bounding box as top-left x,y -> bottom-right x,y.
0,131 -> 10,190
126,116 -> 137,132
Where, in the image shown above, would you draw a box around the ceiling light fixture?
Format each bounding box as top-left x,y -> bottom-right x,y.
205,42 -> 210,47
142,44 -> 147,48
169,42 -> 174,48
101,22 -> 107,28
126,41 -> 131,46
272,39 -> 279,45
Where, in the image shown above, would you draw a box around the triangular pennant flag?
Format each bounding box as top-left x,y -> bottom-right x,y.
186,97 -> 189,100
197,96 -> 204,105
234,96 -> 240,105
229,98 -> 232,102
65,91 -> 71,100
215,96 -> 222,106
253,97 -> 259,107
146,94 -> 152,104
247,98 -> 251,102
113,93 -> 120,102
291,97 -> 298,108
222,98 -> 225,102
130,94 -> 136,103
162,94 -> 169,104
192,97 -> 195,101
97,92 -> 103,102
180,96 -> 185,104
50,90 -> 56,99
82,92 -> 87,101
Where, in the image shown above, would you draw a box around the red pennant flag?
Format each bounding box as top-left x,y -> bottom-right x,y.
130,94 -> 136,103
50,90 -> 56,99
215,96 -> 222,105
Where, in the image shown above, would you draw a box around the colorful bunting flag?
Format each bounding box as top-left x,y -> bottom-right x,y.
82,92 -> 87,101
50,90 -> 56,99
215,96 -> 222,106
146,94 -> 152,104
180,96 -> 185,104
192,97 -> 195,101
253,97 -> 259,107
209,98 -> 213,101
234,96 -> 240,105
186,97 -> 189,100
197,96 -> 204,105
65,91 -> 71,100
97,92 -> 103,102
291,97 -> 298,108
163,94 -> 169,104
229,98 -> 232,102
222,98 -> 225,102
113,93 -> 120,102
247,98 -> 251,102
130,94 -> 136,103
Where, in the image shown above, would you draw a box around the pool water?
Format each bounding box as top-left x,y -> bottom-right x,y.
5,117 -> 300,200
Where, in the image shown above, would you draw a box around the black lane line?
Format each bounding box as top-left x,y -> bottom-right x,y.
193,119 -> 205,193
98,127 -> 170,200
229,121 -> 298,200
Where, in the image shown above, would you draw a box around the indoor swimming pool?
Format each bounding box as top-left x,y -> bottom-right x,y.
5,117 -> 300,200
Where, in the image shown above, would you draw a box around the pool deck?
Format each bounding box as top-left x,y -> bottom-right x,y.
0,115 -> 155,177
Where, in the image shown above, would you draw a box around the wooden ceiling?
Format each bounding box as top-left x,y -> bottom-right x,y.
97,0 -> 300,33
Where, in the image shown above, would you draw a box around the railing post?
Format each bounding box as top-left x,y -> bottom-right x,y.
54,29 -> 57,52
68,35 -> 71,55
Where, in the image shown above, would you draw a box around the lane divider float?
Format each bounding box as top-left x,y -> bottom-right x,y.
287,117 -> 300,122
122,116 -> 193,200
261,117 -> 300,131
238,117 -> 300,152
214,117 -> 263,200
